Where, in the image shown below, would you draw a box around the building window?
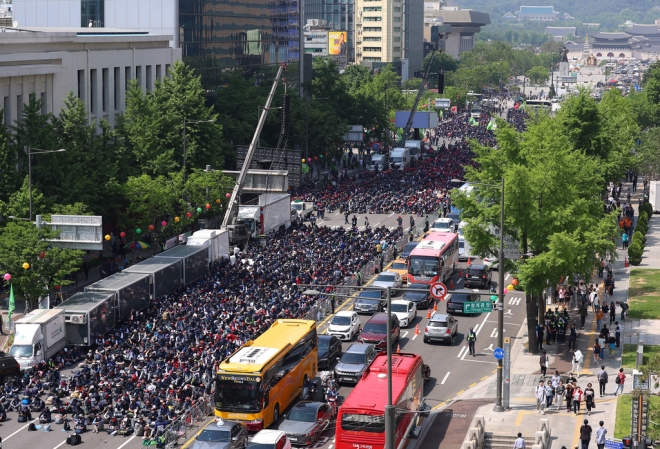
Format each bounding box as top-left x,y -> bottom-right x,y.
90,69 -> 97,114
146,65 -> 152,91
364,47 -> 382,52
393,36 -> 400,42
364,27 -> 382,32
393,16 -> 401,22
393,6 -> 400,11
81,0 -> 104,27
165,64 -> 171,76
78,70 -> 85,100
393,47 -> 400,52
364,36 -> 381,41
136,66 -> 142,88
156,65 -> 162,82
3,96 -> 9,126
17,95 -> 23,119
40,92 -> 47,115
363,57 -> 381,61
364,6 -> 381,11
364,16 -> 382,21
393,27 -> 401,32
102,68 -> 108,112
114,67 -> 120,110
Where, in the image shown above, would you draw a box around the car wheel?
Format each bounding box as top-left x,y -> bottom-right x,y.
423,337 -> 429,343
273,404 -> 280,422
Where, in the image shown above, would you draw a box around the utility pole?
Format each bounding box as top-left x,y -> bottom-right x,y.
494,177 -> 505,412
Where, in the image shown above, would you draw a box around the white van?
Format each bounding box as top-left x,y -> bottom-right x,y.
404,140 -> 422,161
389,147 -> 411,170
369,153 -> 387,171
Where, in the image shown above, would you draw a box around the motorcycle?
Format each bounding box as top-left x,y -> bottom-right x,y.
325,392 -> 338,418
302,380 -> 318,401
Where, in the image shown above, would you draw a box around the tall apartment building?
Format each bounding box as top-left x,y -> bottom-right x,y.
304,0 -> 354,61
355,0 -> 422,79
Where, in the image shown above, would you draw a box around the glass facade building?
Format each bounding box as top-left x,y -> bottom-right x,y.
81,0 -> 104,27
180,0 -> 301,79
304,0 -> 353,61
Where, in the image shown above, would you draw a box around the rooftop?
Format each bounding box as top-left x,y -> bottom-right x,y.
516,6 -> 558,15
545,26 -> 576,36
591,32 -> 631,40
626,23 -> 660,35
434,9 -> 491,26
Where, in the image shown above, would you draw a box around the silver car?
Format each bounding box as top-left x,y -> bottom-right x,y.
424,312 -> 458,344
192,419 -> 248,449
278,401 -> 333,446
372,271 -> 402,294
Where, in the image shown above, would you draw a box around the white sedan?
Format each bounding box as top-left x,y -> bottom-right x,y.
372,271 -> 403,294
386,300 -> 417,328
327,311 -> 361,341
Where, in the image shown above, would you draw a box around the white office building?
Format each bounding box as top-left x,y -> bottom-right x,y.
0,27 -> 180,128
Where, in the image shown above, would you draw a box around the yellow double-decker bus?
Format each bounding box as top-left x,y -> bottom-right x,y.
214,319 -> 317,431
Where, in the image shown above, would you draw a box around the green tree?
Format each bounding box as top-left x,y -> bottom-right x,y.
0,221 -> 83,311
421,52 -> 458,74
0,110 -> 16,203
525,66 -> 550,85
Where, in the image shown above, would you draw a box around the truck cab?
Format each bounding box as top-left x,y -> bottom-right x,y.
9,329 -> 44,371
369,154 -> 387,171
389,147 -> 411,170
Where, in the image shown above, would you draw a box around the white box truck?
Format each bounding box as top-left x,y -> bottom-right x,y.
650,181 -> 660,213
404,140 -> 423,161
368,154 -> 387,171
10,309 -> 66,370
389,147 -> 411,170
237,193 -> 291,237
187,229 -> 231,262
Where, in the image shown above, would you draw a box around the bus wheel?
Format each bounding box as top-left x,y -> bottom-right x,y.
273,404 -> 280,422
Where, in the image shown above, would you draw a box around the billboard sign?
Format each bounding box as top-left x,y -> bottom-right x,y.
329,31 -> 348,55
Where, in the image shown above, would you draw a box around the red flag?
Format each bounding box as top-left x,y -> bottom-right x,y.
514,102 -> 520,110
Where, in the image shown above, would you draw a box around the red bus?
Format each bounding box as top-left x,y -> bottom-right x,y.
336,353 -> 426,449
407,232 -> 459,285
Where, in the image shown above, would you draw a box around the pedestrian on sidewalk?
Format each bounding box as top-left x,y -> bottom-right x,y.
614,368 -> 626,396
620,302 -> 628,320
535,381 -> 547,415
609,302 -> 616,325
555,380 -> 565,410
579,303 -> 588,329
615,321 -> 621,348
596,309 -> 603,332
595,421 -> 607,449
513,433 -> 526,449
598,334 -> 607,359
539,350 -> 548,377
545,380 -> 554,409
580,419 -> 593,449
597,366 -> 608,397
622,232 -> 629,249
593,342 -> 601,364
536,323 -> 544,351
569,323 -> 578,351
573,386 -> 584,415
585,383 -> 595,415
565,381 -> 575,412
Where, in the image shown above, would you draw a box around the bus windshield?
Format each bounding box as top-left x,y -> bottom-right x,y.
408,256 -> 439,277
215,377 -> 262,412
341,413 -> 385,433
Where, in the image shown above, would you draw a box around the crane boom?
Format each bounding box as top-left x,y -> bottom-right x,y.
221,64 -> 287,230
398,33 -> 443,148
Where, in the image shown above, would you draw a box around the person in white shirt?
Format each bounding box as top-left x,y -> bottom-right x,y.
535,381 -> 547,414
595,421 -> 607,449
513,433 -> 526,449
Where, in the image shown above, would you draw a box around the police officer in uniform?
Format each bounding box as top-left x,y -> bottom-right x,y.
467,327 -> 477,357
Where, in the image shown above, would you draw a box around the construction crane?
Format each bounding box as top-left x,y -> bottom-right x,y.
398,33 -> 443,148
221,63 -> 287,231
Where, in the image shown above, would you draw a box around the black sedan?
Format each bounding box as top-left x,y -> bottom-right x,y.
318,335 -> 341,369
401,242 -> 420,259
403,283 -> 432,309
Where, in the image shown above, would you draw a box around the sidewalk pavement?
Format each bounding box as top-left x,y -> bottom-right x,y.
411,182 -> 648,449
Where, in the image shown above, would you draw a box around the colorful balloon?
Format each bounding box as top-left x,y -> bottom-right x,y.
161,221 -> 167,227
39,252 -> 46,259
216,199 -> 221,204
301,158 -> 306,163
148,224 -> 155,231
174,216 -> 180,223
186,212 -> 192,218
119,232 -> 126,238
507,284 -> 514,291
503,288 -> 508,295
205,203 -> 211,209
22,262 -> 30,270
3,273 -> 10,281
512,278 -> 519,286
196,207 -> 202,213
105,234 -> 111,241
226,193 -> 231,198
136,228 -> 142,235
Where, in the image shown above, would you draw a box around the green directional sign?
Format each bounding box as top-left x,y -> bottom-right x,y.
464,301 -> 493,314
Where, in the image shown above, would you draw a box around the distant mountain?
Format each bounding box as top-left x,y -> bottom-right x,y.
457,0 -> 660,30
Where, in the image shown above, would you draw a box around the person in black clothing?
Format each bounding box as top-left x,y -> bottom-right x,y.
536,324 -> 544,351
569,323 -> 578,351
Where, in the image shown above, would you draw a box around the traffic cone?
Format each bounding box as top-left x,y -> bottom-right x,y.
449,278 -> 454,290
467,257 -> 471,267
433,301 -> 438,312
397,344 -> 401,353
459,267 -> 463,277
415,325 -> 420,335
426,308 -> 431,319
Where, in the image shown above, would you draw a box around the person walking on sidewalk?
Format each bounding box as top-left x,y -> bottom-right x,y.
622,232 -> 629,249
573,386 -> 584,415
545,380 -> 554,409
595,421 -> 607,449
614,368 -> 626,396
535,381 -> 547,415
609,302 -> 616,325
585,383 -> 595,416
615,321 -> 621,348
555,380 -> 565,410
540,350 -> 548,377
569,323 -> 578,351
565,381 -> 575,412
536,323 -> 544,351
597,366 -> 608,397
593,342 -> 601,364
579,302 -> 589,329
580,419 -> 593,449
513,433 -> 526,449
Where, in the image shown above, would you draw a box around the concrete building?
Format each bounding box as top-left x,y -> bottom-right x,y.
0,27 -> 180,128
591,32 -> 632,59
423,3 -> 490,59
544,26 -> 576,42
304,19 -> 330,57
304,0 -> 355,61
355,0 -> 423,79
515,6 -> 559,21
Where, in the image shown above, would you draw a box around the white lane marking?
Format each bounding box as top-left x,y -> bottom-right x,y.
462,311 -> 491,360
508,296 -> 522,306
374,222 -> 381,227
483,344 -> 494,351
441,372 -> 451,384
116,435 -> 138,449
4,419 -> 38,440
473,323 -> 480,333
505,309 -> 513,316
53,441 -> 68,449
412,334 -> 418,340
457,346 -> 467,358
505,274 -> 511,281
389,213 -> 395,217
490,328 -> 498,338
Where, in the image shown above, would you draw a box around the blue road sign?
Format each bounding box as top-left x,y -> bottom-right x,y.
493,347 -> 505,360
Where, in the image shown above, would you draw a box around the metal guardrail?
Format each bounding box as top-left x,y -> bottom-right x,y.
142,396 -> 214,448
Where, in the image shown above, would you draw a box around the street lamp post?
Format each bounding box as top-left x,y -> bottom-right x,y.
302,284 -> 395,449
28,147 -> 66,221
183,118 -> 215,184
452,178 -> 505,411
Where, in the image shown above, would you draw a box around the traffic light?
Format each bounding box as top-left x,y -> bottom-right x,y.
281,94 -> 290,136
438,73 -> 445,94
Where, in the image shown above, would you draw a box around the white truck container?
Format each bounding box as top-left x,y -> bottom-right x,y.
650,181 -> 660,213
237,193 -> 291,237
187,229 -> 231,262
291,201 -> 315,221
368,154 -> 387,171
404,140 -> 423,161
10,309 -> 66,370
389,147 -> 411,170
